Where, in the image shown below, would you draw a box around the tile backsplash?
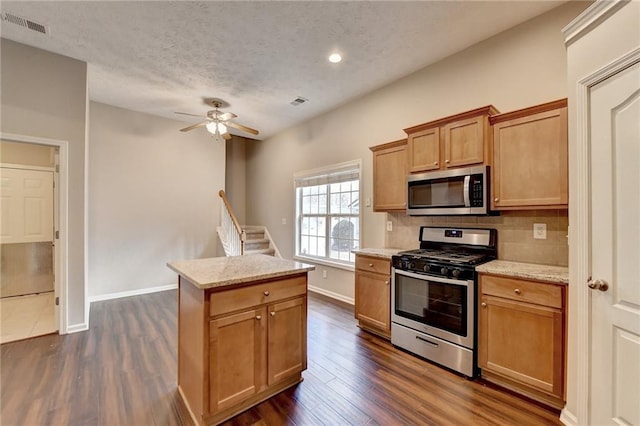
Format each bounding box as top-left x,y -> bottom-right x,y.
385,210 -> 568,267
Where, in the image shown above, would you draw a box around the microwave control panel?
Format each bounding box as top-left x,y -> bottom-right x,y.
470,174 -> 484,207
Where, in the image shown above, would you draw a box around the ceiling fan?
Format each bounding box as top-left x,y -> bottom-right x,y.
175,100 -> 259,140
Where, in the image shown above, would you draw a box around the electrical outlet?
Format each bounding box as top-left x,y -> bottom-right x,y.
386,221 -> 393,232
365,197 -> 371,207
533,223 -> 547,239
322,270 -> 327,279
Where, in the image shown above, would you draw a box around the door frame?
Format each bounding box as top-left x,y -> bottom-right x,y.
1,132 -> 69,334
568,45 -> 640,425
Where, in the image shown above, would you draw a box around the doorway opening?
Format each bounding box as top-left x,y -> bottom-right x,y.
0,134 -> 69,342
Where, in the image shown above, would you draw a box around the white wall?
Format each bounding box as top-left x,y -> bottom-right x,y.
245,2 -> 590,301
1,39 -> 88,328
88,102 -> 225,299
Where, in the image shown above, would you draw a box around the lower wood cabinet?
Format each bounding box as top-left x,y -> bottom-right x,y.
355,254 -> 391,339
478,273 -> 566,409
179,274 -> 307,425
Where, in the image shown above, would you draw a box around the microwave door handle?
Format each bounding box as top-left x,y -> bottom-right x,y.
463,175 -> 471,207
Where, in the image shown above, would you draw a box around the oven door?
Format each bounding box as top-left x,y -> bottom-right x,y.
391,268 -> 474,349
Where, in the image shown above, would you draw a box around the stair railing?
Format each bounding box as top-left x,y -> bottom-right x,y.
218,190 -> 245,256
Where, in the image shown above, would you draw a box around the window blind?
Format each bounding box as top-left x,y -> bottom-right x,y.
293,160 -> 360,188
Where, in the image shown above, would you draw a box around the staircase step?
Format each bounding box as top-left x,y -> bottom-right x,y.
243,228 -> 265,240
245,240 -> 270,251
245,248 -> 276,256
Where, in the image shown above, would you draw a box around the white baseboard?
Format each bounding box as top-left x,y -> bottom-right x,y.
89,283 -> 178,303
308,285 -> 354,305
559,408 -> 578,426
66,322 -> 89,334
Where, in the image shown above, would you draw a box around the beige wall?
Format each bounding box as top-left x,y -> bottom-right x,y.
0,140 -> 55,167
1,39 -> 88,328
88,102 -> 226,298
225,136 -> 249,225
245,2 -> 588,300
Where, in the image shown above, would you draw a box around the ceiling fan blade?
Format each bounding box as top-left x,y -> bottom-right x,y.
175,111 -> 204,118
180,121 -> 209,132
223,132 -> 232,140
217,112 -> 237,121
226,121 -> 259,136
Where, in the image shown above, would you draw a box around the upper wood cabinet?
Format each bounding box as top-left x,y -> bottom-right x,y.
404,106 -> 498,173
370,139 -> 407,212
490,99 -> 568,210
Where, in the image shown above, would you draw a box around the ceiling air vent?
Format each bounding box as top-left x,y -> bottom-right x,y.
2,12 -> 48,35
290,97 -> 309,107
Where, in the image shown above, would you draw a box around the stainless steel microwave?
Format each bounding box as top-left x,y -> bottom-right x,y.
407,165 -> 489,216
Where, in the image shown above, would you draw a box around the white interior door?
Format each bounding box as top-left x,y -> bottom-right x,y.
1,167 -> 54,244
589,59 -> 640,425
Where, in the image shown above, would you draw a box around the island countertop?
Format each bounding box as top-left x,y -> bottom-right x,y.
168,254 -> 315,290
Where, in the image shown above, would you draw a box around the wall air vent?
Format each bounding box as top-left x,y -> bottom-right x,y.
290,97 -> 309,107
2,12 -> 48,35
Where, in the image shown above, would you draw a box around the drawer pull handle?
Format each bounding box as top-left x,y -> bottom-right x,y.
416,336 -> 439,347
385,280 -> 389,285
270,311 -> 276,317
433,161 -> 438,166
264,291 -> 270,296
368,263 -> 374,267
494,197 -> 499,202
481,302 -> 487,308
514,288 -> 521,295
255,315 -> 262,320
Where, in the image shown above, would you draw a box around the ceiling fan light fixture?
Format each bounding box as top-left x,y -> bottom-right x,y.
206,121 -> 227,135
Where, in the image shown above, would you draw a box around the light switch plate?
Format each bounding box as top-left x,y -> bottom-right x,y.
281,218 -> 287,225
386,221 -> 393,232
533,223 -> 547,239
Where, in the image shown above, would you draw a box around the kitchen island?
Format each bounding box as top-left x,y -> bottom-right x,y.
168,254 -> 315,425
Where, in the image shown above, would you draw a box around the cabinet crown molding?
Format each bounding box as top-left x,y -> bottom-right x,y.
489,99 -> 567,125
404,105 -> 499,135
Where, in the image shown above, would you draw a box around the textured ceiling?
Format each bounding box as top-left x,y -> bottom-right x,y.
1,1 -> 564,139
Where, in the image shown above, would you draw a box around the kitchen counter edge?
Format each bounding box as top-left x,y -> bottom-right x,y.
476,260 -> 568,285
167,254 -> 316,290
352,248 -> 404,260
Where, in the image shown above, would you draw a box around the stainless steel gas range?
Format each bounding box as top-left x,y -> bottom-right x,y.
391,226 -> 497,377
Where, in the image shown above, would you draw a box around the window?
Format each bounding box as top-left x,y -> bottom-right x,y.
294,160 -> 360,266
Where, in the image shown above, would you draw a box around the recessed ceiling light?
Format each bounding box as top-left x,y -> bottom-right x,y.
328,53 -> 342,63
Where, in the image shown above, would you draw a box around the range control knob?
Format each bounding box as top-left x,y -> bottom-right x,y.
409,262 -> 416,270
440,267 -> 449,276
451,269 -> 462,279
423,264 -> 431,273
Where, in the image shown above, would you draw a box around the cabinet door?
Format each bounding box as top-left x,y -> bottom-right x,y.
479,295 -> 564,399
209,307 -> 267,413
408,127 -> 440,173
355,270 -> 391,334
443,115 -> 485,168
492,106 -> 568,209
268,297 -> 307,385
372,142 -> 407,212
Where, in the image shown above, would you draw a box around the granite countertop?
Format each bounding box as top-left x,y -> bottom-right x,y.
476,260 -> 568,285
352,248 -> 404,260
167,254 -> 315,290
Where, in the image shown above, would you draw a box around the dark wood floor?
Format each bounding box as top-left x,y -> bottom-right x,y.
1,290 -> 562,425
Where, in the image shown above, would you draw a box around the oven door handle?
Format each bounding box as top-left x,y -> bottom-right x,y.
463,175 -> 471,207
393,268 -> 471,286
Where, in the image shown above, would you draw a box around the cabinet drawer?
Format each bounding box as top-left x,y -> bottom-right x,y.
210,275 -> 307,317
355,255 -> 390,275
480,274 -> 562,309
